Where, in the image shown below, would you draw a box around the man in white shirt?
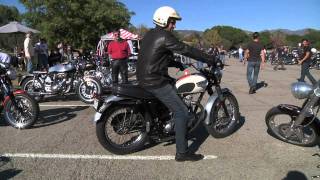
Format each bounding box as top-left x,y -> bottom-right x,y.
24,31 -> 35,73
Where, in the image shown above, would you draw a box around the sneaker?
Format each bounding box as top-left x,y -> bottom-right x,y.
175,152 -> 204,162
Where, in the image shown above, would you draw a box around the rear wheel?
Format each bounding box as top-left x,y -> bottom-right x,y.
205,92 -> 240,138
21,77 -> 44,101
3,93 -> 39,129
96,105 -> 148,154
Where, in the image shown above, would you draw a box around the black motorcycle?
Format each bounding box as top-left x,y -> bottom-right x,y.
265,81 -> 320,146
0,63 -> 39,129
310,52 -> 320,70
92,61 -> 240,154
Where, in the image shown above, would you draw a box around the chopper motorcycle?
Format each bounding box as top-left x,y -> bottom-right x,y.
19,57 -> 95,101
265,81 -> 320,146
92,61 -> 240,155
0,63 -> 39,129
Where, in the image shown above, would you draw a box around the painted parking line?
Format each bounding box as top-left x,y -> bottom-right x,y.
39,104 -> 91,107
1,153 -> 217,161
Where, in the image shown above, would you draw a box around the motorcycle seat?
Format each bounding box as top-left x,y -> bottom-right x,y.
112,82 -> 155,100
32,71 -> 47,74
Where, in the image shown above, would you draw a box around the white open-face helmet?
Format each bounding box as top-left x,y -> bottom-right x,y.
153,6 -> 182,27
311,48 -> 317,53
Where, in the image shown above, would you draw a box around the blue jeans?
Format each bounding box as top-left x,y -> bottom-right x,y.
239,53 -> 243,62
26,56 -> 34,74
247,61 -> 261,88
299,61 -> 317,85
146,84 -> 191,154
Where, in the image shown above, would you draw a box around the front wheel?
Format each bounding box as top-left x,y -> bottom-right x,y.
76,78 -> 102,104
3,93 -> 39,129
96,105 -> 148,154
205,91 -> 240,138
265,106 -> 319,146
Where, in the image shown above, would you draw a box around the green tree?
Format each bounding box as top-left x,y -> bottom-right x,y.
19,0 -> 134,49
203,26 -> 249,49
202,29 -> 222,47
259,31 -> 273,49
0,5 -> 22,52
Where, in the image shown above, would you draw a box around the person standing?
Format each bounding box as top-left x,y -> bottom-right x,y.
244,32 -> 266,94
24,31 -> 35,73
37,38 -> 49,71
107,29 -> 131,84
238,46 -> 244,62
273,46 -> 286,70
297,39 -> 317,85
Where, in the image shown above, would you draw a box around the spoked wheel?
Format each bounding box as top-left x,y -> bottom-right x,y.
96,105 -> 148,154
265,106 -> 319,146
3,93 -> 39,129
21,77 -> 44,101
205,92 -> 240,138
77,78 -> 101,104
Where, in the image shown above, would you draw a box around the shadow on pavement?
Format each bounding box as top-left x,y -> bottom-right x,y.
38,93 -> 80,103
0,156 -> 23,179
255,81 -> 268,91
282,170 -> 308,180
32,106 -> 89,128
187,123 -> 209,153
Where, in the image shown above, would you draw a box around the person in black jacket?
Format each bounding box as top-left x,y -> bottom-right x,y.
137,6 -> 216,162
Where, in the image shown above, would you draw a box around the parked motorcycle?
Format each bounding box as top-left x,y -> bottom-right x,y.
310,52 -> 320,70
0,63 -> 39,129
265,81 -> 320,146
77,56 -> 136,104
92,61 -> 240,155
19,57 -> 95,101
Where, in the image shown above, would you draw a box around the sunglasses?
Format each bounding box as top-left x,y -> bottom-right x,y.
169,20 -> 176,25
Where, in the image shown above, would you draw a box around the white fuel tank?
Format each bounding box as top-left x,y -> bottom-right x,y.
175,74 -> 208,94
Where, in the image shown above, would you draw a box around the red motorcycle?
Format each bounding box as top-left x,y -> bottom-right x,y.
0,63 -> 39,129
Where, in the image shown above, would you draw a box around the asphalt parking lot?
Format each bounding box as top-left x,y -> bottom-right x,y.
0,58 -> 320,180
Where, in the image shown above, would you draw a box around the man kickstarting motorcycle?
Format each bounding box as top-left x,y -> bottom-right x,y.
137,6 -> 216,162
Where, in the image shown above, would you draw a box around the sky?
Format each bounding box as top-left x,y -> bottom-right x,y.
1,0 -> 320,32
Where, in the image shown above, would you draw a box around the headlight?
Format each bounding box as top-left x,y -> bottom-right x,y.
291,82 -> 313,99
7,68 -> 17,80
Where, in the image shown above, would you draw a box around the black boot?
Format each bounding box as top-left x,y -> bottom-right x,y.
249,87 -> 256,94
175,152 -> 204,162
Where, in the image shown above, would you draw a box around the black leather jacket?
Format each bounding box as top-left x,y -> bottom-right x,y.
137,27 -> 215,89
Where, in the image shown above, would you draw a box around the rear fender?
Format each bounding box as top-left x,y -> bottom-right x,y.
93,95 -> 136,123
19,75 -> 35,86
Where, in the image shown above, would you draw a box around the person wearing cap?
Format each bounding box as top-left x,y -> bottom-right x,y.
137,6 -> 216,162
24,31 -> 35,73
244,32 -> 266,94
297,39 -> 317,85
107,29 -> 131,84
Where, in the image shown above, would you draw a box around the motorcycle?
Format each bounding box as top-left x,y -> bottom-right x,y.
265,81 -> 320,146
310,52 -> 320,70
19,57 -> 95,101
0,63 -> 39,129
92,61 -> 240,155
77,56 -> 136,104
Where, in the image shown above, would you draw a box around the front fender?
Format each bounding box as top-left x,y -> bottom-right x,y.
204,88 -> 232,125
2,90 -> 27,106
277,104 -> 301,116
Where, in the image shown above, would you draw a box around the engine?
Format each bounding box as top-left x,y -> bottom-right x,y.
51,73 -> 69,92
